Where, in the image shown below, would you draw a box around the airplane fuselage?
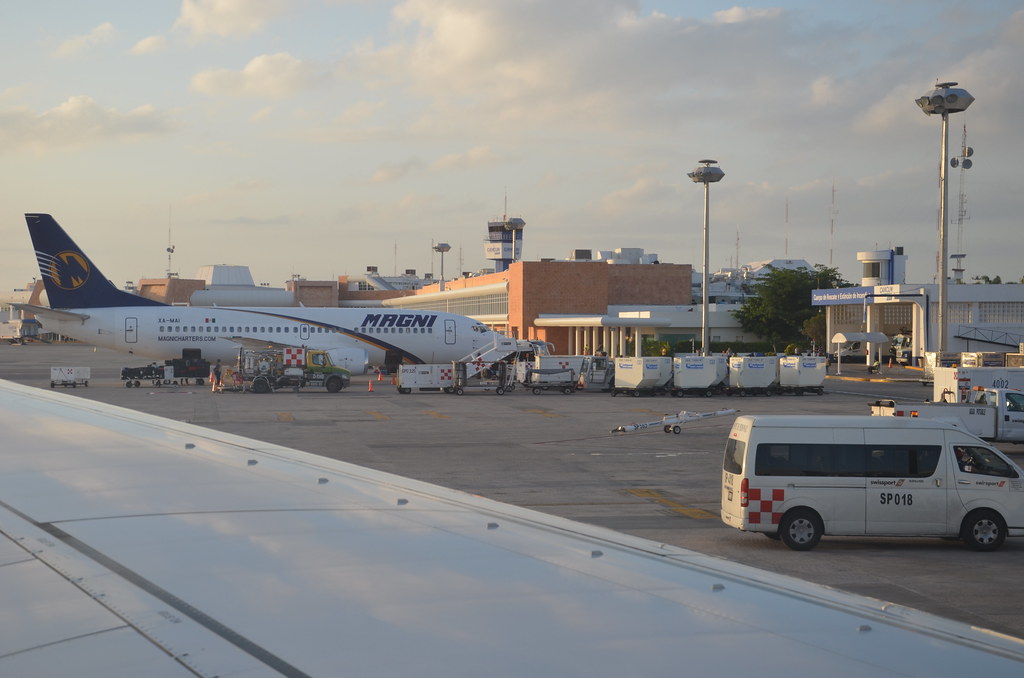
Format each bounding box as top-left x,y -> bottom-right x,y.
44,306 -> 505,374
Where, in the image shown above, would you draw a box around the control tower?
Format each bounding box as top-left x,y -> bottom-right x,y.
856,248 -> 907,286
483,216 -> 525,273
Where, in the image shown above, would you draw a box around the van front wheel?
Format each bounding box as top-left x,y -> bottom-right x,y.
960,509 -> 1006,551
779,509 -> 823,551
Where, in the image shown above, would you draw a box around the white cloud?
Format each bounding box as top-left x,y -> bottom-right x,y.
0,96 -> 178,153
810,75 -> 838,107
175,0 -> 290,39
712,7 -> 784,24
191,53 -> 324,99
369,158 -> 424,183
431,146 -> 500,171
130,35 -> 168,55
54,22 -> 116,58
599,177 -> 676,216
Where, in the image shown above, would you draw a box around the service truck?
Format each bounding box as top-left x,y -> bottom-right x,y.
871,387 -> 1024,443
932,366 -> 1024,403
223,347 -> 351,393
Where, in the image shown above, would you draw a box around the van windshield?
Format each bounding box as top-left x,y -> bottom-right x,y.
723,438 -> 745,474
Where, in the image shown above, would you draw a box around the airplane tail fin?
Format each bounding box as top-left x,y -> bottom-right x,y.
25,213 -> 165,309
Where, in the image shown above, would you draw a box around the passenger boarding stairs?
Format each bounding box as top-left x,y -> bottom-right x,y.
457,336 -> 535,379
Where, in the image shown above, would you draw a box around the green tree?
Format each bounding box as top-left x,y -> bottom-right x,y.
733,265 -> 850,352
802,312 -> 827,350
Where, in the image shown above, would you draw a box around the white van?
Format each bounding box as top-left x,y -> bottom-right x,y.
721,415 -> 1024,551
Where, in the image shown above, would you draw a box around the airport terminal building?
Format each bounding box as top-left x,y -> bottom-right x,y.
814,249 -> 1024,364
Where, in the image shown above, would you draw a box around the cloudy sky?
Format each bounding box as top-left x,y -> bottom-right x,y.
2,0 -> 1022,293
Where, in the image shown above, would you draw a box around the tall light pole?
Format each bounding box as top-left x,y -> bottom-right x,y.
915,81 -> 973,352
688,159 -> 724,356
433,242 -> 451,289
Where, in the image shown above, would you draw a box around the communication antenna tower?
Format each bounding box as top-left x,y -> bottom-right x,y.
166,206 -> 176,278
950,122 -> 973,283
829,180 -> 837,267
784,198 -> 789,257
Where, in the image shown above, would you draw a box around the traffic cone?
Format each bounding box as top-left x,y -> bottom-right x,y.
377,370 -> 383,381
888,357 -> 893,368
367,380 -> 374,393
391,375 -> 397,385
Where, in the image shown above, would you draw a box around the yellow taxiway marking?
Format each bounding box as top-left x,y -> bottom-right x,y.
627,488 -> 717,519
423,410 -> 449,419
276,412 -> 294,422
525,409 -> 561,418
368,411 -> 389,421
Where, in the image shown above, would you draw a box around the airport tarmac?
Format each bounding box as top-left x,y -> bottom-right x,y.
4,342 -> 1024,639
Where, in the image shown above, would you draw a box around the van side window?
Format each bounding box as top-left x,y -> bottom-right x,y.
754,443 -> 864,477
1006,393 -> 1024,412
954,446 -> 1019,478
866,446 -> 940,478
723,439 -> 745,474
753,443 -> 937,478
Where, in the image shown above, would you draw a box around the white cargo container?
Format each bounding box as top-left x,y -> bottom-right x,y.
537,355 -> 587,375
396,364 -> 454,394
50,366 -> 90,388
933,366 -> 1024,403
611,357 -> 673,396
778,356 -> 826,394
671,355 -> 727,396
960,352 -> 1005,368
728,356 -> 779,391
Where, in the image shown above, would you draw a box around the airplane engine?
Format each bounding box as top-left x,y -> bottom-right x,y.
328,348 -> 369,374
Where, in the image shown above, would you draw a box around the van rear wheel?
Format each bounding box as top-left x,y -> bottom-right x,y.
960,509 -> 1006,551
779,509 -> 823,551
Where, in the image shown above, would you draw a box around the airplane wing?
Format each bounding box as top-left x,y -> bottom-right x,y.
2,379 -> 1023,677
10,303 -> 90,322
221,335 -> 302,352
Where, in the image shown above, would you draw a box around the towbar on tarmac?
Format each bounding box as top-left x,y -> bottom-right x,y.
612,408 -> 738,435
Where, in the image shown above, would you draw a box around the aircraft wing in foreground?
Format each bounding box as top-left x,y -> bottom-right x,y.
1,379 -> 1023,677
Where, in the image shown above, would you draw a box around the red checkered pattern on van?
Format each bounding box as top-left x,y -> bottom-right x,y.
284,347 -> 304,367
747,487 -> 785,525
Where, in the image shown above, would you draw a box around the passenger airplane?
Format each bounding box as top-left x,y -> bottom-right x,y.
3,378 -> 1024,676
17,213 -> 524,373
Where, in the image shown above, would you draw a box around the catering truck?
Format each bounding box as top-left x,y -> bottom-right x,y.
871,387 -> 1024,443
223,347 -> 351,393
721,414 -> 1024,551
